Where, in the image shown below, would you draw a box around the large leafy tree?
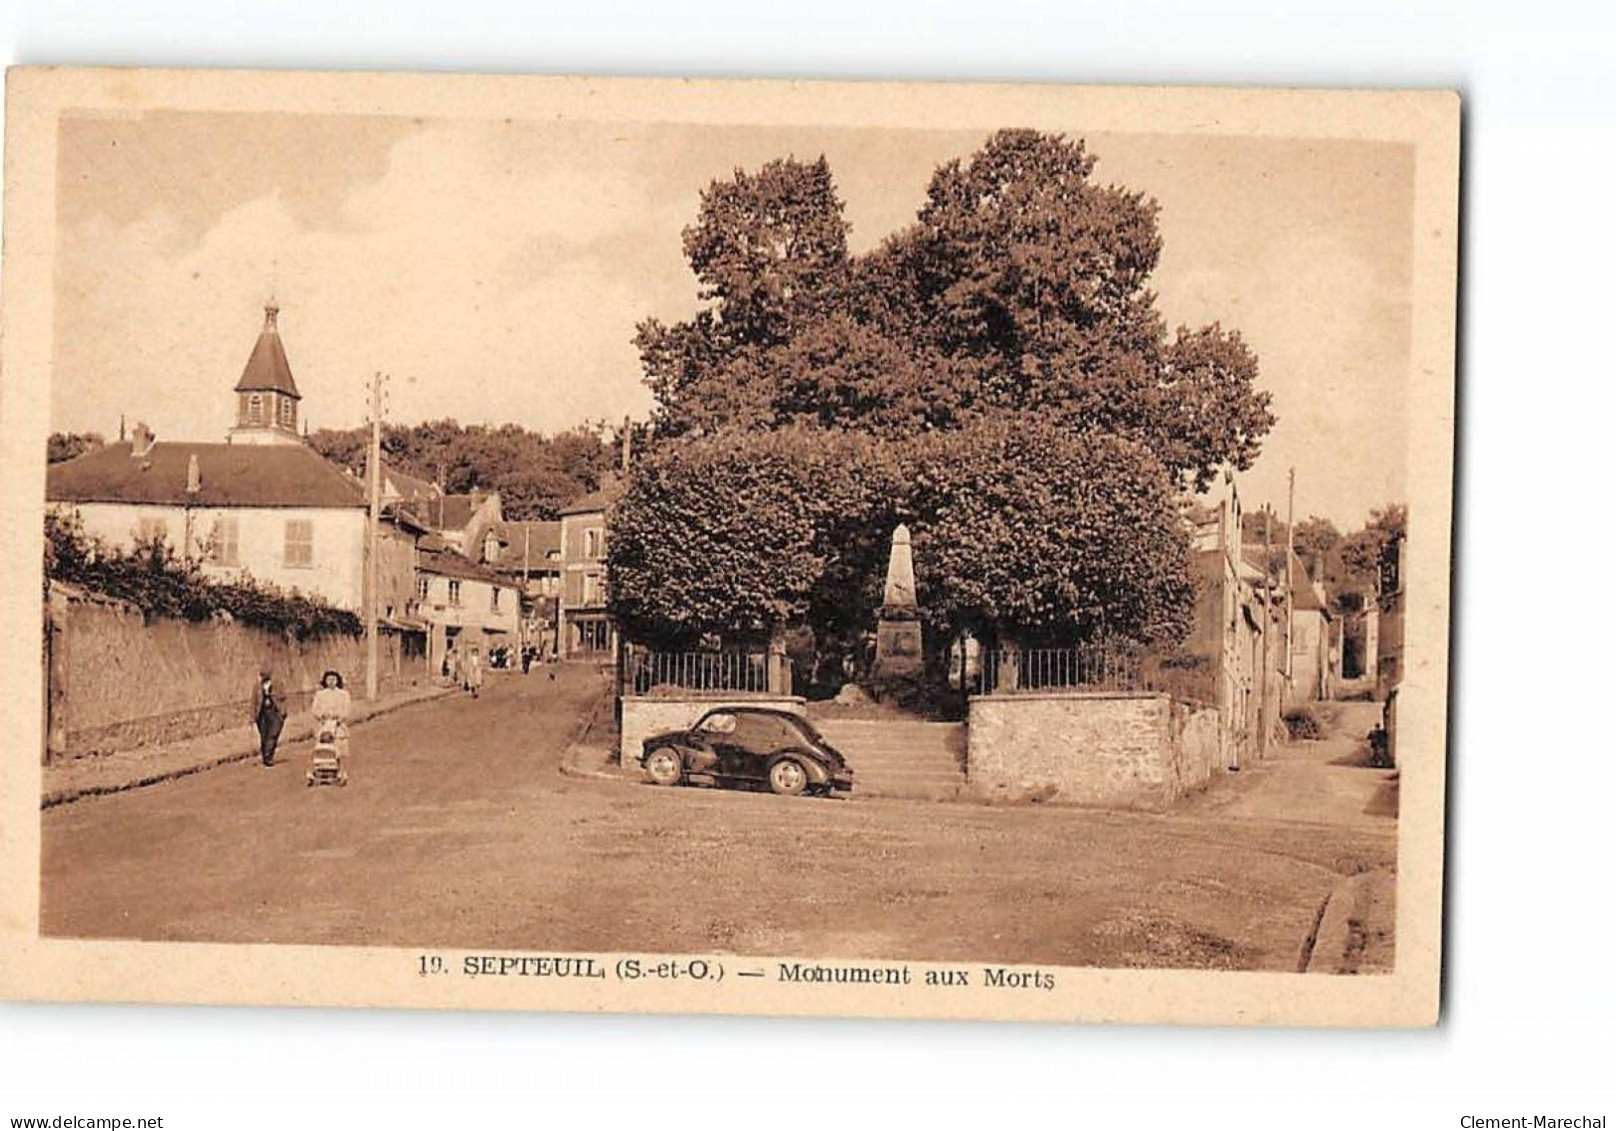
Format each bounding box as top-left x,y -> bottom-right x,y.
636,156 -> 851,436
615,131 -> 1273,657
908,418 -> 1195,648
608,427 -> 904,648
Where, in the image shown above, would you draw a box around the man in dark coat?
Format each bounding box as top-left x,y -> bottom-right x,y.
253,670 -> 286,767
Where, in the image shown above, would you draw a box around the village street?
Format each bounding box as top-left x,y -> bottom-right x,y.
40,668 -> 1395,972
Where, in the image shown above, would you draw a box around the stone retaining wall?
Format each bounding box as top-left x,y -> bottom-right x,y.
47,585 -> 428,761
967,691 -> 1225,810
619,693 -> 807,765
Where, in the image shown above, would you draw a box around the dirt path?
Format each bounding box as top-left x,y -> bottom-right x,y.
1186,701 -> 1397,829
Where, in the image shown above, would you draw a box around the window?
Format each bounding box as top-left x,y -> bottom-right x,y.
448,579 -> 462,606
208,516 -> 240,566
247,394 -> 263,425
416,576 -> 430,601
278,396 -> 295,427
699,712 -> 737,735
283,519 -> 314,568
491,587 -> 502,612
729,713 -> 796,749
574,618 -> 611,654
584,527 -> 602,560
582,571 -> 602,606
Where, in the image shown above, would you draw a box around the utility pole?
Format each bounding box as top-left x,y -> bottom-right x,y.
365,371 -> 384,702
521,522 -> 531,653
1284,468 -> 1296,701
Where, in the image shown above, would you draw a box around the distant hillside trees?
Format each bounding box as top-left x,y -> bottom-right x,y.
1258,504 -> 1409,613
308,419 -> 618,520
47,432 -> 105,464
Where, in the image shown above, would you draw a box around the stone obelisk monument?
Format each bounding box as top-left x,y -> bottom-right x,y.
871,523 -> 924,687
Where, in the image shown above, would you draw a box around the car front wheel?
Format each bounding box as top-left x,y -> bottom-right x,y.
768,757 -> 809,796
644,747 -> 684,787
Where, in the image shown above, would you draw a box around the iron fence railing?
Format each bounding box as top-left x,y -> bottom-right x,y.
978,646 -> 1214,705
625,649 -> 773,695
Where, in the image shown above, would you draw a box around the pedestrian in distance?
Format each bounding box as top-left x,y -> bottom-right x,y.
312,669 -> 353,727
465,646 -> 484,699
253,669 -> 285,767
450,647 -> 463,690
311,669 -> 353,772
521,646 -> 533,675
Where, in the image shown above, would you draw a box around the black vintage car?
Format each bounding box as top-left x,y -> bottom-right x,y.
639,707 -> 855,797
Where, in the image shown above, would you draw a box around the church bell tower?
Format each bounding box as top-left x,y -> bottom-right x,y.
228,303 -> 303,445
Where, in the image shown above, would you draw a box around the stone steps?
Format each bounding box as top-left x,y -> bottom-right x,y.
810,718 -> 967,800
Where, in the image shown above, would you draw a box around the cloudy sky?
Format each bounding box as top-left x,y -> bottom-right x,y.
52,110 -> 1412,525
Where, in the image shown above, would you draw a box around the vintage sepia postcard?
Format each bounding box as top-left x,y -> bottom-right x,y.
0,67 -> 1458,1027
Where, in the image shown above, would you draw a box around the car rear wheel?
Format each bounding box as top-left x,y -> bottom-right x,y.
644,747 -> 684,787
768,757 -> 809,797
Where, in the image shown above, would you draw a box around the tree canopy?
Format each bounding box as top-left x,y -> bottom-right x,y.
637,130 -> 1273,491
606,417 -> 1194,652
47,432 -> 105,464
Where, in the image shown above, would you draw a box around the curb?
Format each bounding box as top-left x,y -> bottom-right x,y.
41,686 -> 454,809
557,756 -> 635,785
1300,869 -> 1394,974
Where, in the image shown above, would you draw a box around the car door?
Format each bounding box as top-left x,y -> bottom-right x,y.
754,714 -> 811,779
718,713 -> 781,781
692,712 -> 750,779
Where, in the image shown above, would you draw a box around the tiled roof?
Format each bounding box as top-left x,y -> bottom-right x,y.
377,462 -> 440,506
232,306 -> 300,397
489,520 -> 561,561
1239,546 -> 1329,612
426,493 -> 486,531
416,542 -> 508,584
47,441 -> 364,509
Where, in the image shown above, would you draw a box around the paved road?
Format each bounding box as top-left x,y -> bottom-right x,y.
41,671 -> 1395,971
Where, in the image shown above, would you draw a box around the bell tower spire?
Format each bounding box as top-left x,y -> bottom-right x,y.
229,301 -> 303,446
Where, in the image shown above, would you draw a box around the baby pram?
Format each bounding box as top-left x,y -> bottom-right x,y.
306,719 -> 349,787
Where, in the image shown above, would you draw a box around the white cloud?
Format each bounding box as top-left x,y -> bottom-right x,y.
53,123 -> 664,445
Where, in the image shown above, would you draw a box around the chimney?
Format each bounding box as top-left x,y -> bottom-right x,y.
129,422 -> 156,458
186,453 -> 201,495
263,302 -> 279,332
119,414 -> 126,442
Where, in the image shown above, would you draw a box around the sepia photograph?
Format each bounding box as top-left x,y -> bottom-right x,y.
0,68 -> 1458,1027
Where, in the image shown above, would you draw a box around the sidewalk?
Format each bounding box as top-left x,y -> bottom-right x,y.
556,675 -> 634,784
42,681 -> 454,808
